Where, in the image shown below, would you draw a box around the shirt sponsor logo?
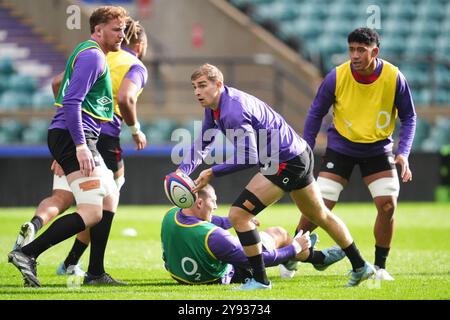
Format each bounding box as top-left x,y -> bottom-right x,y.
326,162 -> 335,169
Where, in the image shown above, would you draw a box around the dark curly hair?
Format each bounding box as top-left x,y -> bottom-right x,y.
348,28 -> 380,48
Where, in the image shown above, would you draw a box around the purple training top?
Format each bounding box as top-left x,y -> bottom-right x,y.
176,210 -> 296,269
303,59 -> 416,158
49,44 -> 106,145
178,86 -> 307,176
100,47 -> 148,138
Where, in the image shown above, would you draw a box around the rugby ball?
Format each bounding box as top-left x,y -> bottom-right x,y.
164,172 -> 197,208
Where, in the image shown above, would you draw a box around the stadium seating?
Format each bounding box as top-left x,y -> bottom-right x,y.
229,0 -> 450,107
227,0 -> 450,152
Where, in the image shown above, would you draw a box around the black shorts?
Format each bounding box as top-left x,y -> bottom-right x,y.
47,128 -> 102,176
262,145 -> 315,192
319,148 -> 396,180
97,133 -> 123,173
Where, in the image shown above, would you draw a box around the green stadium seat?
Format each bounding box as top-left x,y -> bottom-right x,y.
8,74 -> 36,93
229,0 -> 249,7
387,2 -> 417,20
434,36 -> 450,59
416,1 -> 445,20
422,118 -> 450,151
383,19 -> 411,37
21,119 -> 50,144
406,37 -> 436,58
0,119 -> 23,143
411,118 -> 430,151
253,2 -> 300,22
317,35 -> 348,55
435,66 -> 450,87
0,75 -> 10,94
400,67 -> 428,88
279,18 -> 322,40
380,36 -> 405,57
297,1 -> 328,20
147,118 -> 178,144
412,19 -> 442,38
31,91 -> 54,110
434,89 -> 449,105
0,57 -> 15,75
323,17 -> 354,37
0,90 -> 33,110
327,2 -> 359,20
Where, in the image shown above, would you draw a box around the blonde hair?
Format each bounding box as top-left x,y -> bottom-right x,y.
89,6 -> 128,34
191,64 -> 224,83
124,18 -> 147,46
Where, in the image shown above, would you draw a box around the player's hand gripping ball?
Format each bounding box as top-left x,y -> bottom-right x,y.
164,172 -> 197,208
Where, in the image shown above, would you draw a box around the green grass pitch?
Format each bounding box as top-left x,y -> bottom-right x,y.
0,203 -> 449,300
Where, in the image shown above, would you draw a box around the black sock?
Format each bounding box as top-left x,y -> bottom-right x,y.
248,254 -> 269,285
375,245 -> 390,269
22,213 -> 85,259
343,242 -> 366,271
304,249 -> 326,265
31,216 -> 44,232
64,238 -> 88,268
88,211 -> 114,276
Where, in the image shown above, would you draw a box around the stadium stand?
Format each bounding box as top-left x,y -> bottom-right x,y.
229,0 -> 450,151
0,1 -> 189,145
0,0 -> 449,151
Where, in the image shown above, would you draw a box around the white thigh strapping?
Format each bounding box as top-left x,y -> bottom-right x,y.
368,177 -> 400,198
98,160 -> 118,197
317,176 -> 344,202
53,174 -> 71,192
69,177 -> 106,206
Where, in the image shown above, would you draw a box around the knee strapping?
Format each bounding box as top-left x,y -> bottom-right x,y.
317,177 -> 344,202
236,229 -> 261,246
232,189 -> 266,216
368,177 -> 399,198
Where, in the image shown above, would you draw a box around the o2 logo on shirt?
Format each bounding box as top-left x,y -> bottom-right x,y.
181,257 -> 201,281
376,111 -> 391,129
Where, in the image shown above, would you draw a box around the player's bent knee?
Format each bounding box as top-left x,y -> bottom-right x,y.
52,190 -> 74,210
368,177 -> 399,198
317,177 -> 343,202
232,188 -> 267,216
379,199 -> 396,217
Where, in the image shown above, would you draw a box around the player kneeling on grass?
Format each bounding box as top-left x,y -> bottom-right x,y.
161,184 -> 345,285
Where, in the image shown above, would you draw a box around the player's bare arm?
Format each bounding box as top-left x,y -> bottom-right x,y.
117,78 -> 147,150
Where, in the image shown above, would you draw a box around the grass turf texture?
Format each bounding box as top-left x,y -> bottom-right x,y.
0,203 -> 449,300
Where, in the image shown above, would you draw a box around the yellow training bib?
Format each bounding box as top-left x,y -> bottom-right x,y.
106,49 -> 145,117
334,59 -> 398,143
